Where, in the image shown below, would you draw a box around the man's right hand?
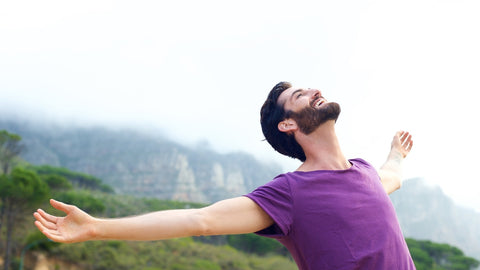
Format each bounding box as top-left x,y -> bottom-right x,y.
34,199 -> 97,243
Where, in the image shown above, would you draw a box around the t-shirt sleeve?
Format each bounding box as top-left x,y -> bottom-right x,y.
354,158 -> 382,182
244,175 -> 293,238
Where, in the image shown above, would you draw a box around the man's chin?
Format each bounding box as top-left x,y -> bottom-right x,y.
325,102 -> 341,122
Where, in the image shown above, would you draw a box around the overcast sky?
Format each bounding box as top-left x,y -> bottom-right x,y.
1,0 -> 479,211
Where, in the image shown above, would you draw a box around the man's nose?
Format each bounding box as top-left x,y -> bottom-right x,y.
307,88 -> 322,98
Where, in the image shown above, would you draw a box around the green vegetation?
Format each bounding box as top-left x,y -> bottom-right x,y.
0,130 -> 23,174
407,238 -> 479,270
0,129 -> 479,270
45,239 -> 296,270
0,167 -> 50,269
28,165 -> 114,193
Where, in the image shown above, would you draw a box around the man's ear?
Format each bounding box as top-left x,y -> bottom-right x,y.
278,119 -> 297,133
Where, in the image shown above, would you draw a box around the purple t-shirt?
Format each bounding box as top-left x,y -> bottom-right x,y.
245,158 -> 415,270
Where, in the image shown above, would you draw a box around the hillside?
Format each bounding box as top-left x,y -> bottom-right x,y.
0,119 -> 281,203
390,178 -> 480,261
1,118 -> 479,263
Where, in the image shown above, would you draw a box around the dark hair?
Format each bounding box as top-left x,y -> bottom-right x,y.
260,82 -> 306,161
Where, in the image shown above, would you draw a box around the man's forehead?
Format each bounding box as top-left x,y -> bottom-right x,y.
277,86 -> 297,105
277,86 -> 300,106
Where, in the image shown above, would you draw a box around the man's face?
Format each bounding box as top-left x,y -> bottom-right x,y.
277,87 -> 341,134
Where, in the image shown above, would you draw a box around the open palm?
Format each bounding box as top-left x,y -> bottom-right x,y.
34,199 -> 96,243
392,131 -> 413,158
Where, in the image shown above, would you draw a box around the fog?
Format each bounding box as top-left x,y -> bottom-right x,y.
1,0 -> 479,211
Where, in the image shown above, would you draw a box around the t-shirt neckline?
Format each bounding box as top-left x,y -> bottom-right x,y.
291,158 -> 359,174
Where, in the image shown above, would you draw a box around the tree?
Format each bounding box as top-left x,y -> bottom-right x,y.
0,130 -> 24,175
41,174 -> 73,192
30,165 -> 114,193
0,168 -> 50,270
226,233 -> 289,256
56,190 -> 106,214
406,238 -> 480,270
0,130 -> 24,269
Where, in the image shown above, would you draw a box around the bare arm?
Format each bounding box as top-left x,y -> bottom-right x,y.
378,131 -> 413,195
34,197 -> 273,243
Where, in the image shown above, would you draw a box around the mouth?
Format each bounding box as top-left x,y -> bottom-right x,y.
312,98 -> 327,108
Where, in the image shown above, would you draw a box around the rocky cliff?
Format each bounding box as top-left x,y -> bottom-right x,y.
0,119 -> 281,203
2,119 -> 479,261
390,178 -> 480,261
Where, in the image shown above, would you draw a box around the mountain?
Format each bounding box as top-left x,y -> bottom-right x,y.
1,118 -> 479,261
0,119 -> 282,203
390,178 -> 480,261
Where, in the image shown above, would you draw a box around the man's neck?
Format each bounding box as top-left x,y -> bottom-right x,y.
295,121 -> 350,172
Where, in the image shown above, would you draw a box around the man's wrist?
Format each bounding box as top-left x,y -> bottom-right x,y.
388,148 -> 404,163
89,218 -> 103,240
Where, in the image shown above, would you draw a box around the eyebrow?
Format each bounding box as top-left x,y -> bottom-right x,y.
290,89 -> 303,102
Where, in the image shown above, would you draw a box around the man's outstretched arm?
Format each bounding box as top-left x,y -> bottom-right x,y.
34,197 -> 273,243
378,131 -> 413,195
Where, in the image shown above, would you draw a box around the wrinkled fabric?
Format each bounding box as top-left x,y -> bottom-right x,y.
245,158 -> 415,270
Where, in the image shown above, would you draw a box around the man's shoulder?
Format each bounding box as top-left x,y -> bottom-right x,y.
350,158 -> 376,171
350,157 -> 370,166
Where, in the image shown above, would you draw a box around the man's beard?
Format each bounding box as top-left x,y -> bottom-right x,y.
289,102 -> 341,134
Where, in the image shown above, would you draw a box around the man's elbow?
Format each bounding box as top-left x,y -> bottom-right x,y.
189,209 -> 211,237
396,176 -> 403,189
391,175 -> 402,193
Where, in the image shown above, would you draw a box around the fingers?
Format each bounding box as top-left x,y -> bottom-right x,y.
34,209 -> 57,230
34,220 -> 65,242
50,199 -> 74,214
34,210 -> 67,243
396,131 -> 412,143
37,208 -> 59,223
34,220 -> 54,237
406,140 -> 413,152
34,218 -> 59,241
396,130 -> 409,140
33,199 -> 74,243
395,130 -> 413,157
400,132 -> 413,148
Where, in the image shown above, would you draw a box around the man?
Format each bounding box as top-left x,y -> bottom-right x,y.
34,82 -> 415,269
